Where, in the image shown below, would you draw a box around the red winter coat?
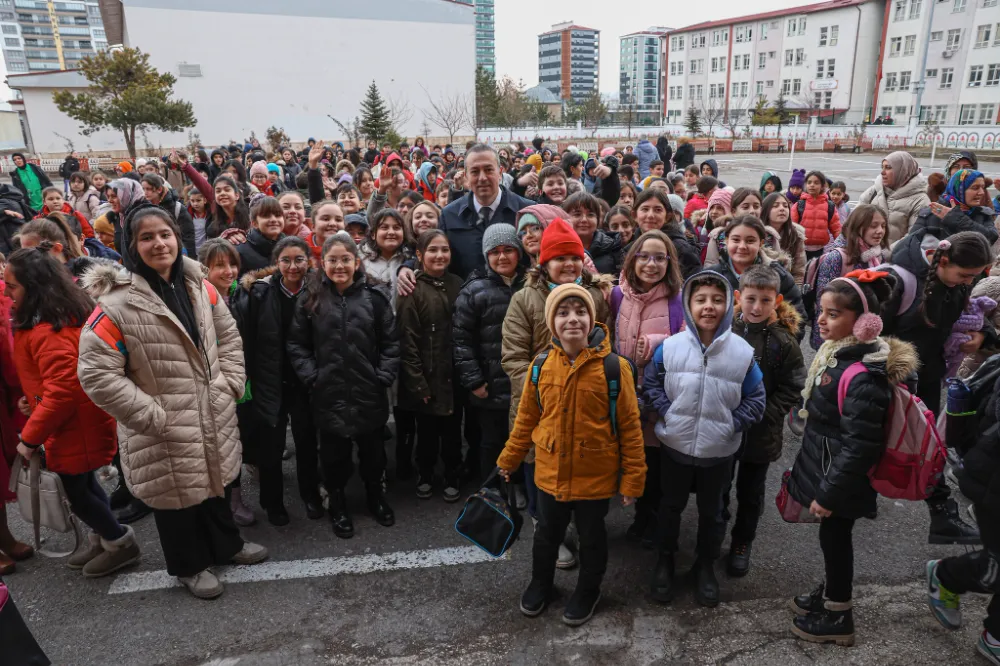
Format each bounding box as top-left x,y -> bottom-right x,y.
684,192 -> 709,220
0,282 -> 23,502
13,323 -> 116,475
38,202 -> 96,239
791,191 -> 841,248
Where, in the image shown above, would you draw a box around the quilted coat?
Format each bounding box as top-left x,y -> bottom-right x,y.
497,324 -> 646,501
787,337 -> 918,519
452,267 -> 526,411
501,269 -> 612,430
14,323 -> 117,475
286,272 -> 399,437
963,374 -> 1000,516
859,173 -> 930,243
791,191 -> 841,248
77,258 -> 246,510
397,270 -> 464,415
611,277 -> 683,368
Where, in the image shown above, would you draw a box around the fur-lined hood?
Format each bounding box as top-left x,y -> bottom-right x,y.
78,259 -> 131,299
854,336 -> 920,384
733,298 -> 802,338
238,265 -> 278,293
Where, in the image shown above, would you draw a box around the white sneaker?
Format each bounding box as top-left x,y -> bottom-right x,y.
231,541 -> 268,565
556,543 -> 577,570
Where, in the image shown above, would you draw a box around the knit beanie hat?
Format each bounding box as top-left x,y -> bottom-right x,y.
538,217 -> 585,266
600,146 -> 616,158
135,158 -> 147,168
526,154 -> 543,172
117,161 -> 133,173
667,194 -> 686,217
707,189 -> 732,215
482,222 -> 521,259
544,283 -> 596,336
266,163 -> 281,174
788,168 -> 806,189
249,161 -> 269,178
344,213 -> 369,231
516,204 -> 566,234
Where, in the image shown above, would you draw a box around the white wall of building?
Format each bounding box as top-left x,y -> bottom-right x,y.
11,0 -> 474,155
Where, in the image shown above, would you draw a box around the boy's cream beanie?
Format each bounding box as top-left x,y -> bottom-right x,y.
545,283 -> 596,334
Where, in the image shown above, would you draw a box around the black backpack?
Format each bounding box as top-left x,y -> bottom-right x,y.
796,198 -> 835,225
529,349 -> 636,437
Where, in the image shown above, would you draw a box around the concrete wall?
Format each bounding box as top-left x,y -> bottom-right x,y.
12,0 -> 475,155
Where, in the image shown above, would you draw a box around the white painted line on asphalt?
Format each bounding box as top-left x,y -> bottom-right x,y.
107,545 -> 503,595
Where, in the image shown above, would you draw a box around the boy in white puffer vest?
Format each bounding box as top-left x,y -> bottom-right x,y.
642,270 -> 766,608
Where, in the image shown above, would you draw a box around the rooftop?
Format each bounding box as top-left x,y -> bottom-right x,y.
524,85 -> 561,104
669,0 -> 870,34
621,27 -> 672,37
541,22 -> 599,36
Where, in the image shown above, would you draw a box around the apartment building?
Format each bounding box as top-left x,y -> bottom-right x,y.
0,0 -> 107,74
619,27 -> 670,122
455,0 -> 495,72
879,0 -> 1000,125
539,21 -> 600,103
663,0 -> 886,126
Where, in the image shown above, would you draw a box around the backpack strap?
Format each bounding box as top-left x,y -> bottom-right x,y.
203,280 -> 219,308
530,350 -> 550,413
827,201 -> 835,223
796,199 -> 806,220
609,286 -> 624,323
837,361 -> 869,414
835,248 -> 849,276
603,354 -> 622,437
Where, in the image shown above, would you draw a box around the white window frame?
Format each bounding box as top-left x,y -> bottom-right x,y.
969,64 -> 984,86
954,0 -> 967,11
975,24 -> 991,47
904,35 -> 916,55
941,67 -> 954,88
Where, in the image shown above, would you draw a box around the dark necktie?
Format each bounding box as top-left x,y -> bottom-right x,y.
478,207 -> 492,229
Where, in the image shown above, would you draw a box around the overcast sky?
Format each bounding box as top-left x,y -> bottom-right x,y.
495,0 -> 807,93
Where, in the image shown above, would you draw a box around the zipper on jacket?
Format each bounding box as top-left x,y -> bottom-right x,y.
689,350 -> 709,457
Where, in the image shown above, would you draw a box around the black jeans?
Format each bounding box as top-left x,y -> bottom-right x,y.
153,494 -> 243,577
258,384 -> 320,509
533,490 -> 610,592
462,395 -> 481,472
721,459 -> 771,543
938,505 -> 1000,636
658,455 -> 730,558
320,428 -> 386,491
59,471 -> 126,541
635,446 -> 662,520
477,407 -> 510,481
395,406 -> 416,471
819,515 -> 856,603
415,411 -> 463,479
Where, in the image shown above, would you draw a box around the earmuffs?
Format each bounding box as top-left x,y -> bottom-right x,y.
829,269 -> 889,342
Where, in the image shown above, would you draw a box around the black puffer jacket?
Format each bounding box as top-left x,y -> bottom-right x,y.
707,258 -> 807,338
0,184 -> 32,255
911,203 -> 998,246
963,375 -> 1000,515
665,224 -> 704,279
884,224 -> 994,412
235,229 -> 284,277
158,189 -> 197,258
286,273 -> 399,436
587,229 -> 624,276
398,271 -> 464,415
452,267 -> 525,411
673,142 -> 696,170
732,301 -> 805,463
231,268 -> 307,427
788,338 -> 918,519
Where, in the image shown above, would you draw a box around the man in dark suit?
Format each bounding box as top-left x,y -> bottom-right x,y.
439,144 -> 534,279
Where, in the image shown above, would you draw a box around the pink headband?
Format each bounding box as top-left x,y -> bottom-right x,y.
828,277 -> 883,341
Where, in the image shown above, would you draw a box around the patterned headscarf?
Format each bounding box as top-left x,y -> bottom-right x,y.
944,169 -> 985,210
109,178 -> 145,215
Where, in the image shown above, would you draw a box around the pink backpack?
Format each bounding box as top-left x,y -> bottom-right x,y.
837,362 -> 946,501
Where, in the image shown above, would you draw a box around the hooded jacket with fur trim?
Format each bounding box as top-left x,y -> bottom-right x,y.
787,337 -> 919,519
859,173 -> 930,244
77,258 -> 246,510
731,300 -> 806,463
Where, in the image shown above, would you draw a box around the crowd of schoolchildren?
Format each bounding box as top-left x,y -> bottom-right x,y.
1,135 -> 999,659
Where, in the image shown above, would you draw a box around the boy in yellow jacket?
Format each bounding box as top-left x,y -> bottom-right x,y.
498,283 -> 646,627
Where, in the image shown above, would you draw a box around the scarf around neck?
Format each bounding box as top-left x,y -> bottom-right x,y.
798,335 -> 861,419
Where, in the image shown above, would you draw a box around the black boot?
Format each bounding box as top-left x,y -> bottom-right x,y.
367,488 -> 395,527
650,552 -> 676,603
693,557 -> 720,608
726,541 -> 753,578
929,499 -> 980,545
115,498 -> 151,524
790,583 -> 826,616
791,601 -> 855,646
563,586 -> 601,627
328,489 -> 354,539
519,578 -> 552,617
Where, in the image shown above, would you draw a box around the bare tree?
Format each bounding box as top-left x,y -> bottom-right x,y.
329,115 -> 363,148
495,76 -> 530,141
387,92 -> 413,135
420,117 -> 432,140
698,96 -> 726,138
420,86 -> 473,145
722,96 -> 753,138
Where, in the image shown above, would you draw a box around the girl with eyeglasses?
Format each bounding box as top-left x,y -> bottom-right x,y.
607,230 -> 685,546
286,232 -> 399,539
230,236 -> 321,527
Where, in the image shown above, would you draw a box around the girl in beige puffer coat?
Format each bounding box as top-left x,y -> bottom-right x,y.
78,205 -> 267,600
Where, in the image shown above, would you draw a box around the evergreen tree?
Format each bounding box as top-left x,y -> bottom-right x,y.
774,92 -> 790,137
475,65 -> 500,128
359,81 -> 392,143
684,108 -> 702,137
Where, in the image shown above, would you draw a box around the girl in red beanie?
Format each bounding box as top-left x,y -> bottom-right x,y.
501,217 -> 613,568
